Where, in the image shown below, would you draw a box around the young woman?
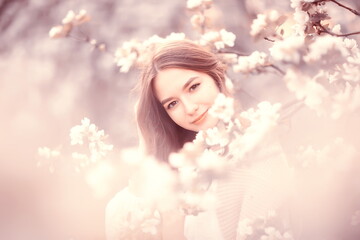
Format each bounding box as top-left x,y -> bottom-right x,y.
138,39 -> 294,239
106,40 -> 292,240
135,39 -> 231,163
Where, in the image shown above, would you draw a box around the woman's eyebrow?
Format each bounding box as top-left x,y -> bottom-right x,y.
182,76 -> 198,91
160,76 -> 199,105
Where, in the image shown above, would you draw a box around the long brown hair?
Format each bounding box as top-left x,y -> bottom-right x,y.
135,40 -> 228,162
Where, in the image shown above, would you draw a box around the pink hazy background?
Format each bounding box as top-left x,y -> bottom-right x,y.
1,0 -> 360,239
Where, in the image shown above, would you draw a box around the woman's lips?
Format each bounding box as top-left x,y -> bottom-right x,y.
192,110 -> 208,124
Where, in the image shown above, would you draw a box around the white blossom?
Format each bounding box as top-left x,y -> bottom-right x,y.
190,14 -> 205,29
342,52 -> 360,82
199,29 -> 236,50
196,149 -> 228,177
71,152 -> 88,161
304,35 -> 351,64
48,25 -> 71,39
140,213 -> 160,235
269,35 -> 304,63
142,32 -> 186,48
284,68 -> 329,114
251,13 -> 267,37
332,84 -> 360,119
186,0 -> 212,10
292,10 -> 309,35
250,10 -> 286,39
69,118 -> 113,163
73,9 -> 91,26
233,51 -> 268,74
229,102 -> 281,160
187,0 -> 203,9
106,187 -> 160,239
180,190 -> 216,215
203,127 -> 229,147
61,9 -> 90,25
62,10 -> 76,24
261,227 -> 294,240
114,33 -> 186,72
114,40 -> 142,73
178,166 -> 198,188
219,29 -> 236,47
290,0 -> 302,9
38,147 -> 60,158
208,93 -> 234,123
237,219 -> 254,238
169,152 -> 187,168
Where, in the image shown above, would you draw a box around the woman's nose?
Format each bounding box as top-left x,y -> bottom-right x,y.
183,99 -> 199,115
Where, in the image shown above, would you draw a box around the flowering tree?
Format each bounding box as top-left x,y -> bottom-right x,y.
44,0 -> 360,239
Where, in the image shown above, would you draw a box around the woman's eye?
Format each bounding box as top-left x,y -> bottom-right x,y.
167,100 -> 177,110
189,83 -> 200,92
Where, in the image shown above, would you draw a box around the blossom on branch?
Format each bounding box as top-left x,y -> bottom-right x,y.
106,187 -> 161,240
250,10 -> 287,40
69,117 -> 113,164
114,33 -> 186,72
284,68 -> 329,115
331,84 -> 360,119
208,93 -> 234,123
304,35 -> 351,64
233,51 -> 269,74
186,0 -> 212,10
269,35 -> 305,64
49,9 -> 90,39
49,25 -> 72,39
38,147 -> 61,158
199,29 -> 236,50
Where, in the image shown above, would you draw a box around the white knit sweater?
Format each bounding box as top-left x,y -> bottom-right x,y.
185,141 -> 292,240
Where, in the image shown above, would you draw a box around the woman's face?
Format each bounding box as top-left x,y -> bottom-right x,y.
153,68 -> 220,132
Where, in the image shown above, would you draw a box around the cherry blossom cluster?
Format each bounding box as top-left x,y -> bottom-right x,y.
233,51 -> 269,74
166,94 -> 283,215
197,29 -> 236,50
187,0 -> 213,32
114,33 -> 186,72
106,186 -> 161,240
250,10 -> 287,40
237,213 -> 294,240
38,118 -> 114,173
49,10 -> 90,39
279,35 -> 360,118
37,146 -> 61,173
69,117 -> 114,165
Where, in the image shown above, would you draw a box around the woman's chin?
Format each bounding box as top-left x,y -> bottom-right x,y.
195,116 -> 219,132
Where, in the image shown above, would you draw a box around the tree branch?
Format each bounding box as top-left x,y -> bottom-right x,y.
329,0 -> 360,16
315,23 -> 360,37
68,34 -> 112,55
217,49 -> 247,56
264,37 -> 275,42
264,64 -> 285,75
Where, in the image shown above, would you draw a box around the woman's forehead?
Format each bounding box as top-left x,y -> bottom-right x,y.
153,68 -> 198,97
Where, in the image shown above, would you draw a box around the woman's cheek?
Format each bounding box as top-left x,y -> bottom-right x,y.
169,111 -> 180,125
